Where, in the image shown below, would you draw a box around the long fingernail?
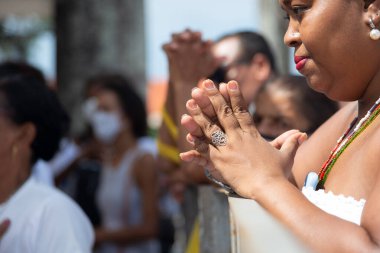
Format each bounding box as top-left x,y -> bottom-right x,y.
179,153 -> 194,162
204,80 -> 216,90
187,100 -> 198,109
227,81 -> 238,90
191,87 -> 200,95
187,135 -> 195,143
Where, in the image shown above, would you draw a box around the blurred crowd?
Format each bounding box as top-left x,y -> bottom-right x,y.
0,28 -> 339,253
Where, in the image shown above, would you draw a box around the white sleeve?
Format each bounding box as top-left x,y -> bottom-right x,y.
31,160 -> 54,187
49,140 -> 81,176
34,195 -> 94,253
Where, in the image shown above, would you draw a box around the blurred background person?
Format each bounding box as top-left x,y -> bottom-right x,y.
0,61 -> 94,252
82,74 -> 160,253
211,31 -> 277,105
254,75 -> 339,141
0,61 -> 72,187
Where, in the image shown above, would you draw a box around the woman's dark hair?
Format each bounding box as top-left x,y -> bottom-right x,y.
261,75 -> 339,134
85,74 -> 147,138
0,62 -> 69,163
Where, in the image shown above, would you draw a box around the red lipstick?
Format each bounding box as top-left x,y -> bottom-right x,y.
294,56 -> 308,71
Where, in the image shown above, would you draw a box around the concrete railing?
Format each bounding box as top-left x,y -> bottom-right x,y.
198,186 -> 312,253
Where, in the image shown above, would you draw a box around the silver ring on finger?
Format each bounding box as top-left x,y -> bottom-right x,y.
211,130 -> 228,147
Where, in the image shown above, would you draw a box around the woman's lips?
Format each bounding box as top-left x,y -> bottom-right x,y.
294,56 -> 308,71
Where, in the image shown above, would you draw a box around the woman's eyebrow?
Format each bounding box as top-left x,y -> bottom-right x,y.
280,0 -> 291,10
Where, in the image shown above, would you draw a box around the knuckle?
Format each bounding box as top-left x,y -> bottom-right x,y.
220,104 -> 233,117
249,127 -> 260,138
195,142 -> 209,154
209,115 -> 219,124
236,113 -> 253,124
233,105 -> 248,114
204,121 -> 217,133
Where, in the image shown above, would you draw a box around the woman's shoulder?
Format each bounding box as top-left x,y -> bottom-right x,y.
133,151 -> 156,172
132,149 -> 157,185
292,102 -> 357,187
6,177 -> 74,210
1,177 -> 94,249
28,179 -> 90,218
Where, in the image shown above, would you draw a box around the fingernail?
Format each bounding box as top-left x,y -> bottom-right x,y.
227,81 -> 238,90
181,114 -> 188,119
298,133 -> 308,145
187,135 -> 195,143
219,82 -> 227,89
191,87 -> 200,95
187,100 -> 198,109
204,80 -> 216,90
179,153 -> 194,162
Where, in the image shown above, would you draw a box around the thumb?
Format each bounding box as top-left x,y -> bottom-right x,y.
270,129 -> 301,149
280,132 -> 308,159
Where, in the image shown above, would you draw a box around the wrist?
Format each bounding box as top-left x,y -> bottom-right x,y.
173,80 -> 199,90
247,175 -> 290,201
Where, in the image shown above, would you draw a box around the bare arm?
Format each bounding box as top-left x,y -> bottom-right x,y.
156,79 -> 181,174
254,176 -> 380,253
158,29 -> 220,184
180,80 -> 380,253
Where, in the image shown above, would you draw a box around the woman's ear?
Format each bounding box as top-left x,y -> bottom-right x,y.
250,53 -> 271,83
365,0 -> 380,19
15,123 -> 36,148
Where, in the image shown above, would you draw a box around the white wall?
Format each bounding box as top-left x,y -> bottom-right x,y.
144,0 -> 261,80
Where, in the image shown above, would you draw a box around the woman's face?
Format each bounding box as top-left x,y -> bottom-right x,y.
281,0 -> 380,101
89,89 -> 131,143
254,88 -> 310,140
0,109 -> 22,166
212,37 -> 248,85
95,90 -> 124,117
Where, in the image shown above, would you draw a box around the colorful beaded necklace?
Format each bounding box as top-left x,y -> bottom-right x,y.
316,97 -> 380,190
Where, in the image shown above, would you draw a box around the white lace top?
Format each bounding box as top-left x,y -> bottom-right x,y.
302,186 -> 366,225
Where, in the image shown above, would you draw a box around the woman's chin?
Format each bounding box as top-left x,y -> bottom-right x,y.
305,78 -> 330,95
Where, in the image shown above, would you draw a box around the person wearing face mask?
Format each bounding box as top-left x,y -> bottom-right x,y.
84,74 -> 160,253
254,75 -> 339,141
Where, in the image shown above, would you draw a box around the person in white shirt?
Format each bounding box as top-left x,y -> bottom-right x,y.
0,62 -> 94,253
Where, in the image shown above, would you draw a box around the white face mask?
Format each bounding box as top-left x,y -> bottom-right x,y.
90,111 -> 123,143
82,98 -> 98,122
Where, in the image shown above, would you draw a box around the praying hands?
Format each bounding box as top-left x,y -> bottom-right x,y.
179,79 -> 307,198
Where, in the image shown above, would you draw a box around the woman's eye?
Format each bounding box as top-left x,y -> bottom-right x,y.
292,6 -> 308,16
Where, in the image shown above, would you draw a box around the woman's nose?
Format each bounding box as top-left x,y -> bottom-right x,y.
284,22 -> 301,48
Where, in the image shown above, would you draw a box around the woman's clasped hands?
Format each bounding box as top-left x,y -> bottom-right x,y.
180,79 -> 308,198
